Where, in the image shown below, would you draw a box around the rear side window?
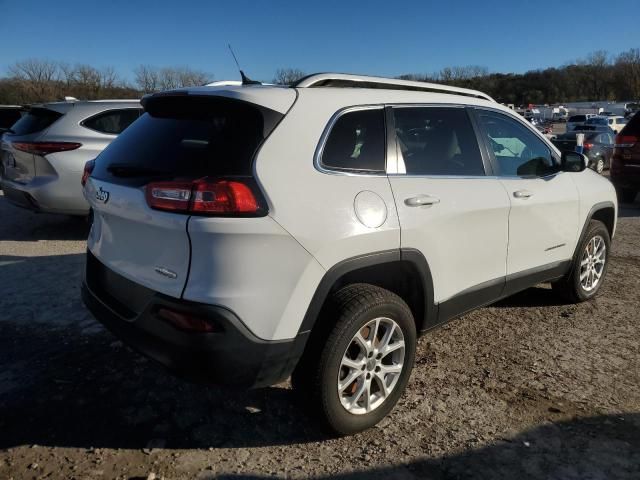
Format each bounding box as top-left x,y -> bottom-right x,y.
92,96 -> 282,186
320,108 -> 385,172
82,108 -> 141,135
0,108 -> 22,129
9,108 -> 62,136
393,107 -> 485,176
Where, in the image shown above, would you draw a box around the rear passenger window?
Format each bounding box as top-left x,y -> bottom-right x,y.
82,109 -> 141,135
321,108 -> 385,172
393,107 -> 485,176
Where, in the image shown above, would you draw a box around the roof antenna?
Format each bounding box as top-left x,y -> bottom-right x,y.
228,44 -> 261,85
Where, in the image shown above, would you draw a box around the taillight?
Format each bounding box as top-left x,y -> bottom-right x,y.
12,141 -> 82,155
615,134 -> 638,148
81,159 -> 95,186
145,181 -> 193,211
145,177 -> 267,216
584,142 -> 593,149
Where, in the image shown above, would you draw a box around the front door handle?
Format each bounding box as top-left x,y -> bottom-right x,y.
404,195 -> 440,207
513,190 -> 534,199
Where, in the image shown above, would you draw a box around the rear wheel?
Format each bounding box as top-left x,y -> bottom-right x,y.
293,284 -> 416,435
594,156 -> 605,174
552,220 -> 610,302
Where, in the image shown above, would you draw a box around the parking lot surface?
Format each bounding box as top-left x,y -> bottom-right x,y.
0,190 -> 639,479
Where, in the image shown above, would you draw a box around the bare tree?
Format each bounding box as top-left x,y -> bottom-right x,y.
272,68 -> 306,85
8,59 -> 62,101
616,48 -> 640,100
134,65 -> 159,94
100,66 -> 118,89
584,50 -> 612,100
135,65 -> 211,93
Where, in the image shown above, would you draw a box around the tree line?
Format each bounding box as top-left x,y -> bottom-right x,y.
1,49 -> 639,106
0,60 -> 213,104
398,49 -> 640,105
269,49 -> 640,105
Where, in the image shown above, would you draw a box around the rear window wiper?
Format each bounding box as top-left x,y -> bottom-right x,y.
106,164 -> 170,177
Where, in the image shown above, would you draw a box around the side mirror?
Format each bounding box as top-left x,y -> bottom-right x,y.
561,151 -> 588,172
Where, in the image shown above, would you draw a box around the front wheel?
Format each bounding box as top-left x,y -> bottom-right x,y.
552,220 -> 610,302
294,284 -> 417,435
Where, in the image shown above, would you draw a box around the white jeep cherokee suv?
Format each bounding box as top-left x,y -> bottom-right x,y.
81,74 -> 617,434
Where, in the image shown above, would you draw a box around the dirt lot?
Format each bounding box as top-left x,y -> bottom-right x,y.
1,189 -> 639,480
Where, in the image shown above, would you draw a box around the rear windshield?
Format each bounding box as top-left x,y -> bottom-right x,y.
92,95 -> 283,186
9,107 -> 62,136
587,118 -> 607,125
569,115 -> 585,122
0,108 -> 22,129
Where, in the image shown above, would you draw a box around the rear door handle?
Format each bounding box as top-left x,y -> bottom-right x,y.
404,195 -> 440,207
513,190 -> 534,199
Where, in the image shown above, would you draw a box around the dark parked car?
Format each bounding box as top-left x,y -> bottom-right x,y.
0,105 -> 23,135
611,113 -> 640,203
552,131 -> 614,174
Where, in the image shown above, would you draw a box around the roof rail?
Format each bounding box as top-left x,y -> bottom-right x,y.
294,73 -> 495,102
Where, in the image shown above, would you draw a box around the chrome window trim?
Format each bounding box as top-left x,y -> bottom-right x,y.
313,105 -> 387,177
386,174 -> 500,180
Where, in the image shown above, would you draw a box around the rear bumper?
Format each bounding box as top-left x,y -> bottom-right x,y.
81,255 -> 307,388
0,177 -> 89,215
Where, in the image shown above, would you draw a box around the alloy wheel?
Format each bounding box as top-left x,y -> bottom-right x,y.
337,317 -> 405,415
580,235 -> 606,292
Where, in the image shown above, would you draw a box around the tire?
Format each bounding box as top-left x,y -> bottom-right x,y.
552,220 -> 610,303
594,157 -> 605,174
620,188 -> 637,204
292,283 -> 417,435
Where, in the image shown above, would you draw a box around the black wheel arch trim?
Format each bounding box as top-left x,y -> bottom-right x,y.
298,248 -> 436,336
572,201 -> 616,264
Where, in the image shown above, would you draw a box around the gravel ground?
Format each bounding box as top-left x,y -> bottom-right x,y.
0,189 -> 639,480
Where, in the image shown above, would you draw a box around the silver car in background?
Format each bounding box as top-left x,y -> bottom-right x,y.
0,99 -> 142,215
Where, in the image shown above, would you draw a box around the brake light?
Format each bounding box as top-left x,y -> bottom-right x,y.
145,178 -> 266,216
584,142 -> 593,149
81,159 -> 95,186
615,135 -> 638,148
12,141 -> 82,155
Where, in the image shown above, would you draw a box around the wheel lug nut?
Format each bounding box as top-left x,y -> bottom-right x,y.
366,373 -> 371,379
